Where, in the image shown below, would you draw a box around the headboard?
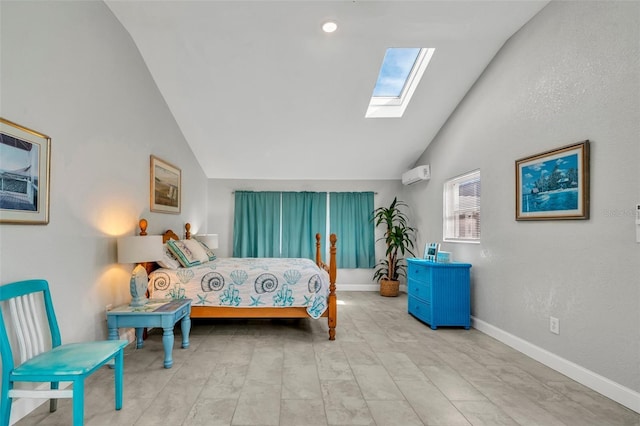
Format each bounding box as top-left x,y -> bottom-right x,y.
161,222 -> 189,242
162,229 -> 180,243
140,221 -> 191,274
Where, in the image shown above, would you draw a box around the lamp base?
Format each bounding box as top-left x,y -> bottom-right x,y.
129,264 -> 149,307
129,296 -> 148,307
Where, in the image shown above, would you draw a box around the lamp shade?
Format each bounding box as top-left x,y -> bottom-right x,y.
117,235 -> 163,264
196,234 -> 219,249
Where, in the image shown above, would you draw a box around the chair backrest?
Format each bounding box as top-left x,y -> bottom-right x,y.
0,279 -> 61,375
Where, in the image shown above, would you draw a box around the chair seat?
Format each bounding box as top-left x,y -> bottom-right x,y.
12,340 -> 128,379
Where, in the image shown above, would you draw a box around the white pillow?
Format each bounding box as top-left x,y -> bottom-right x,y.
196,240 -> 217,262
183,239 -> 210,262
157,244 -> 181,270
167,239 -> 209,267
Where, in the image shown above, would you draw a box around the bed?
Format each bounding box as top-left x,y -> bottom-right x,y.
141,221 -> 338,340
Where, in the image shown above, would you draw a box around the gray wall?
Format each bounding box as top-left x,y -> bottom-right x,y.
206,178 -> 404,289
0,0 -> 208,345
404,0 -> 639,401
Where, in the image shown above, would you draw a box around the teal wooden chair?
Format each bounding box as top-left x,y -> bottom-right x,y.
0,279 -> 128,426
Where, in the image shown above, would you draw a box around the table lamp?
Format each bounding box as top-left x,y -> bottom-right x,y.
117,235 -> 163,307
195,234 -> 219,250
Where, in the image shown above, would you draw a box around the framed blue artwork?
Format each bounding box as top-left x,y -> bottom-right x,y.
516,141 -> 589,220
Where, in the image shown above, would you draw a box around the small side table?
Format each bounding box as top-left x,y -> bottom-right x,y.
107,299 -> 191,368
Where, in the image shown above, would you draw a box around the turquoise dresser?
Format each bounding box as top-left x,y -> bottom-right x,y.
407,258 -> 472,330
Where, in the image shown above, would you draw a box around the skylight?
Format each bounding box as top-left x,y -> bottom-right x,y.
372,48 -> 421,97
366,47 -> 435,118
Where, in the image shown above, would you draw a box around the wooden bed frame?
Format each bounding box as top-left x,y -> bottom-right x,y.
141,220 -> 338,340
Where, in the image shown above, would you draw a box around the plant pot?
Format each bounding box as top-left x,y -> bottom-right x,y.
380,278 -> 400,297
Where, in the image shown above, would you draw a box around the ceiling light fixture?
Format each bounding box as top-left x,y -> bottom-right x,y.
322,21 -> 338,33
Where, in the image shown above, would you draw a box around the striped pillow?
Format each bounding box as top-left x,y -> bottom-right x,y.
167,239 -> 208,267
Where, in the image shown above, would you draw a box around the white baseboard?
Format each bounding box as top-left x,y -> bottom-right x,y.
335,284 -> 410,292
121,327 -> 136,344
472,317 -> 640,414
337,283 -> 379,291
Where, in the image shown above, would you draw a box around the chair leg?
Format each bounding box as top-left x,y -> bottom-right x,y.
72,379 -> 84,426
115,349 -> 124,410
50,381 -> 59,412
1,379 -> 12,426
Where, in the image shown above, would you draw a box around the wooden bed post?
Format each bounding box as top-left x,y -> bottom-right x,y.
138,219 -> 154,276
315,233 -> 337,340
139,218 -> 148,236
328,233 -> 337,340
315,233 -> 322,266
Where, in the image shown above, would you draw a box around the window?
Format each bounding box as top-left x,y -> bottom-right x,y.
329,192 -> 375,268
233,191 -> 374,267
444,170 -> 481,242
366,47 -> 435,118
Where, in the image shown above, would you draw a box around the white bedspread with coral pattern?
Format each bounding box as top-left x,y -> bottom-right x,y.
148,258 -> 330,319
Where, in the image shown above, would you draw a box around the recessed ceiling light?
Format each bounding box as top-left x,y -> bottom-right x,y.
322,21 -> 338,33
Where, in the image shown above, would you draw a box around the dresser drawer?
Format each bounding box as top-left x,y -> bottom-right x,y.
408,262 -> 432,286
408,278 -> 430,302
408,295 -> 432,326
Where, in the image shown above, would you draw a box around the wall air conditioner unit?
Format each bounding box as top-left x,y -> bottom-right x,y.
402,165 -> 431,185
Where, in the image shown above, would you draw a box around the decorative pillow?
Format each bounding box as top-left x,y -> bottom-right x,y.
156,244 -> 181,270
196,240 -> 217,262
167,239 -> 209,267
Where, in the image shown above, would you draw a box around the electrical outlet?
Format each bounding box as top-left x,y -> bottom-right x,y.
105,304 -> 113,320
549,316 -> 560,335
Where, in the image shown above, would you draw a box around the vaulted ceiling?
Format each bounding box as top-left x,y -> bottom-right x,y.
106,1 -> 549,180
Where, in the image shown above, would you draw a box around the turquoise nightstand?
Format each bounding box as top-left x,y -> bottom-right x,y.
107,299 -> 191,368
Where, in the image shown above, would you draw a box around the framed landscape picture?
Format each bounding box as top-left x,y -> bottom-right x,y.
516,141 -> 589,220
0,118 -> 51,224
150,155 -> 181,214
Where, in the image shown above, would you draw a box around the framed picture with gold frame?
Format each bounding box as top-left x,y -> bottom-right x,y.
0,118 -> 51,224
150,155 -> 181,214
516,141 -> 589,220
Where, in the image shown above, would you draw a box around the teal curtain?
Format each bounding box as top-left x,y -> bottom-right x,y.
281,192 -> 327,259
330,192 -> 375,268
233,191 -> 281,257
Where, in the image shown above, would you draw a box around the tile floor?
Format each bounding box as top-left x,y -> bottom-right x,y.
15,292 -> 639,425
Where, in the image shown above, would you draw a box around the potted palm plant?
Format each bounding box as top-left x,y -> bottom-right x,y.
372,197 -> 416,296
